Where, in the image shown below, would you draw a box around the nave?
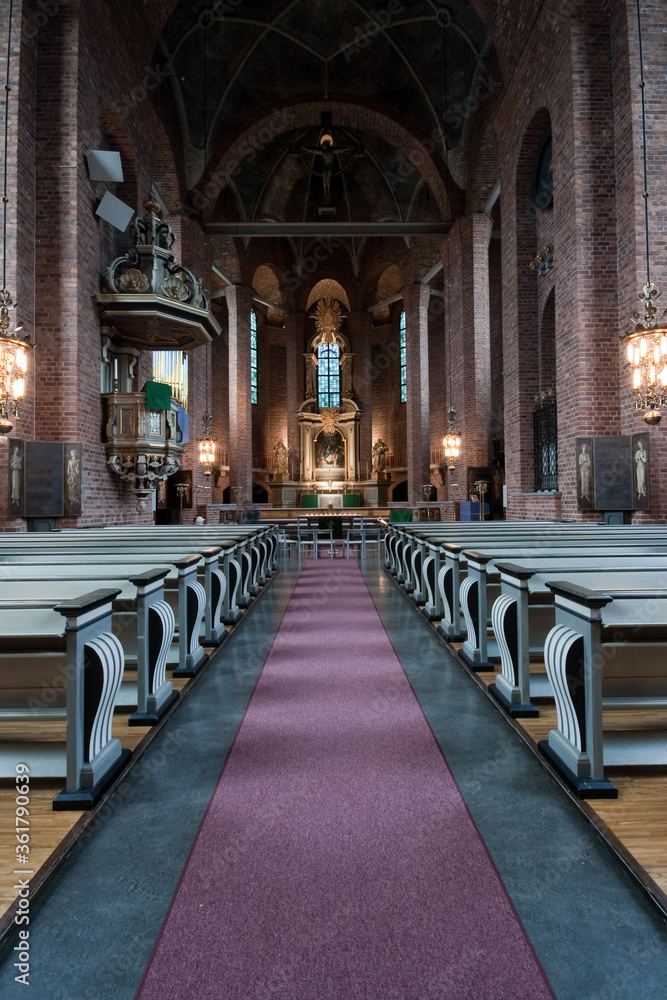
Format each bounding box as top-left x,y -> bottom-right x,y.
1,550 -> 666,999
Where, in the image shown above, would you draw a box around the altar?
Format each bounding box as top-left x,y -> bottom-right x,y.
301,493 -> 360,508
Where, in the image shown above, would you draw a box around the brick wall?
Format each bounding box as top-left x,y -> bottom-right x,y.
2,1 -> 667,530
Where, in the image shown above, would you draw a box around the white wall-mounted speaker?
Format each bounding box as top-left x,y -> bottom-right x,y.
95,191 -> 134,232
86,150 -> 124,182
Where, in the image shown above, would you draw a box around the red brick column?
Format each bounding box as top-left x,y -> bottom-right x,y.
442,216 -> 493,500
0,0 -> 36,528
226,285 -> 254,505
444,214 -> 492,476
284,311 -> 306,480
402,283 -> 431,505
347,309 -> 372,479
552,8 -> 621,519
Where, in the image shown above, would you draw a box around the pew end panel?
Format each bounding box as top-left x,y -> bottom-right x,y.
539,582 -> 667,799
460,551 -> 494,670
172,557 -> 208,678
437,544 -> 465,641
125,569 -> 178,725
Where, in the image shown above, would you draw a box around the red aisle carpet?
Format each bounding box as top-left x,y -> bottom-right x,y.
136,555 -> 555,1000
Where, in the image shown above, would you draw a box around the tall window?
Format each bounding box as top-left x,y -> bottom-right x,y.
399,310 -> 407,402
152,351 -> 189,410
250,310 -> 258,404
533,398 -> 558,491
317,342 -> 340,408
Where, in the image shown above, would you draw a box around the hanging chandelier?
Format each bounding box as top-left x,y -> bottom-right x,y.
198,412 -> 216,475
197,25 -> 216,477
0,289 -> 28,434
443,406 -> 461,472
621,1 -> 667,426
0,1 -> 31,436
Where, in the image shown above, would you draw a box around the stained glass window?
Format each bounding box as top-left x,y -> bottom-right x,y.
250,310 -> 258,405
399,310 -> 407,403
317,342 -> 340,408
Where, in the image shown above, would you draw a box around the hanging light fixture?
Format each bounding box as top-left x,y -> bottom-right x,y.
198,409 -> 216,475
0,0 -> 31,435
443,406 -> 461,472
197,23 -> 216,476
621,1 -> 667,426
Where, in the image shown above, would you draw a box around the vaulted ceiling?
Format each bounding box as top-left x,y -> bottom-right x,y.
155,0 -> 498,223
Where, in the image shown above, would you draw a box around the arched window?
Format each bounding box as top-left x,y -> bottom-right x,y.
399,310 -> 407,402
317,342 -> 340,408
250,310 -> 258,405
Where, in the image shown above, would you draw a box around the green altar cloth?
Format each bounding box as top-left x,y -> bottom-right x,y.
300,494 -> 360,508
389,508 -> 413,522
144,381 -> 172,411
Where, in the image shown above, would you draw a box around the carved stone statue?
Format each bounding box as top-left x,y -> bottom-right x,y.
578,442 -> 592,500
341,356 -> 353,398
66,448 -> 81,504
305,356 -> 317,400
372,438 -> 388,473
10,448 -> 22,504
273,440 -> 289,475
634,439 -> 647,498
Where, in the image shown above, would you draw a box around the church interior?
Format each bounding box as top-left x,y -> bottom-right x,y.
1,1 -> 667,997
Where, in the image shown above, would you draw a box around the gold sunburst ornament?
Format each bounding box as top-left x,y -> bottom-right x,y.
319,408 -> 340,435
315,296 -> 343,346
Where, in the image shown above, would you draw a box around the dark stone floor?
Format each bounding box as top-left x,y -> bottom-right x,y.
1,551 -> 666,999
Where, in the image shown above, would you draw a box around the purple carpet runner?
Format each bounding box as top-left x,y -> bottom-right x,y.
136,556 -> 555,1000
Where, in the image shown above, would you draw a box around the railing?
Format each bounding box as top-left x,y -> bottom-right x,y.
386,450 -> 449,468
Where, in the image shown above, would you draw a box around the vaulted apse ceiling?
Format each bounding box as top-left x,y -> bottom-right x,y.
155,0 -> 499,214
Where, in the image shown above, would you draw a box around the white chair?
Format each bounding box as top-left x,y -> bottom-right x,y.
345,516 -> 365,559
314,519 -> 335,559
297,516 -> 317,558
297,516 -> 334,559
362,518 -> 382,554
277,525 -> 299,559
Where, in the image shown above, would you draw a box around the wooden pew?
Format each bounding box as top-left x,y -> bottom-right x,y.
386,522 -> 667,598
0,567 -> 177,724
424,537 -> 667,651
0,555 -> 208,677
0,538 -> 238,630
56,524 -> 278,590
384,522 -> 667,586
539,582 -> 667,798
0,589 -> 131,808
489,561 -> 667,717
0,526 -> 278,809
458,548 -> 667,669
0,523 -> 278,604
